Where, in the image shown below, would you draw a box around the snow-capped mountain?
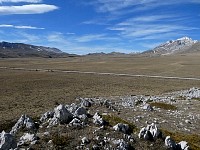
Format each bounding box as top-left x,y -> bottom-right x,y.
143,37 -> 199,56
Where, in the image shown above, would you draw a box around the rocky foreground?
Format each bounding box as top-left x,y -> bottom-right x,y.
0,88 -> 200,150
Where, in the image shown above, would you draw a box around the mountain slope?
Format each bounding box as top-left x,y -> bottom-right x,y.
142,37 -> 199,56
0,41 -> 75,58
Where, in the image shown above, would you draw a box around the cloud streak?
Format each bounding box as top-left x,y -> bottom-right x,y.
88,0 -> 200,14
0,4 -> 58,15
0,24 -> 44,29
0,0 -> 42,3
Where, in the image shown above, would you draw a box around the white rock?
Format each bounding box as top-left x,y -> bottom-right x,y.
185,120 -> 191,124
113,139 -> 129,150
180,87 -> 200,99
10,114 -> 35,134
48,104 -> 73,126
18,133 -> 38,146
80,98 -> 92,107
82,137 -> 90,144
165,136 -> 177,149
43,132 -> 50,136
113,123 -> 130,134
0,131 -> 17,149
178,141 -> 189,150
66,103 -> 79,114
143,104 -> 153,111
138,123 -> 161,140
69,118 -> 83,127
138,127 -> 146,139
93,112 -> 104,126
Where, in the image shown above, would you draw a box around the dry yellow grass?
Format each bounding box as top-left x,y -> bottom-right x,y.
0,54 -> 200,132
162,129 -> 200,150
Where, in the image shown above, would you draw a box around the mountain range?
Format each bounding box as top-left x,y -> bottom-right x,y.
0,42 -> 76,58
0,37 -> 199,58
143,37 -> 199,56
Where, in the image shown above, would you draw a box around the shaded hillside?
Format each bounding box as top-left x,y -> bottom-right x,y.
0,41 -> 76,58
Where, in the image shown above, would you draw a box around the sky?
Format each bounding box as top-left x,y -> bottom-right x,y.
0,0 -> 199,54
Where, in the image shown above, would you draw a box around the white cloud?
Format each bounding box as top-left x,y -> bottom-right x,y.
106,13 -> 198,40
75,34 -> 119,42
88,0 -> 200,14
0,0 -> 42,3
47,32 -> 70,44
0,24 -> 44,29
75,34 -> 105,42
12,32 -> 41,43
0,4 -> 58,15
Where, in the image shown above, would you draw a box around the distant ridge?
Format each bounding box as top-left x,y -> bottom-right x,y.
142,37 -> 199,56
0,41 -> 77,58
87,51 -> 127,56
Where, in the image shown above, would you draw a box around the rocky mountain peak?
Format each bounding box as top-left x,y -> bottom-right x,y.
144,37 -> 199,56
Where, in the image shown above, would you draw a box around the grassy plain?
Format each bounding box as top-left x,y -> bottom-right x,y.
0,54 -> 200,131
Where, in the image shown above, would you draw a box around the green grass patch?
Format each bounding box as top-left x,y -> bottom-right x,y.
161,129 -> 200,150
102,114 -> 137,133
191,97 -> 200,101
150,102 -> 177,110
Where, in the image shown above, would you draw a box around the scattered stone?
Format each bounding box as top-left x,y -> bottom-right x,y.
80,98 -> 92,107
180,87 -> 200,99
43,132 -> 50,136
124,134 -> 134,142
138,123 -> 161,140
66,103 -> 79,114
92,144 -> 100,150
165,136 -> 190,150
178,141 -> 189,150
10,114 -> 35,134
18,133 -> 38,146
48,104 -> 73,126
113,123 -> 130,134
113,139 -> 129,150
93,112 -> 104,126
143,103 -> 154,111
165,136 -> 177,149
185,120 -> 191,124
40,111 -> 54,122
0,131 -> 17,149
69,118 -> 83,127
81,137 -> 90,144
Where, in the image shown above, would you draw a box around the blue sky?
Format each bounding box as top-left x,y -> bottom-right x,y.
0,0 -> 199,54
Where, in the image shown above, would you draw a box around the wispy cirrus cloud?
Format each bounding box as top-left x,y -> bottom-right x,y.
87,0 -> 200,14
108,20 -> 197,39
0,0 -> 42,3
75,34 -> 113,42
0,4 -> 58,15
0,24 -> 44,29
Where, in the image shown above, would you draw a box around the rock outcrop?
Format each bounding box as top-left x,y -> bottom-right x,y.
93,112 -> 104,126
113,123 -> 130,134
10,114 -> 35,134
138,123 -> 161,140
0,131 -> 17,149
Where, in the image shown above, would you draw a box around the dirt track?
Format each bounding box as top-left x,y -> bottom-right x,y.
1,66 -> 200,81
